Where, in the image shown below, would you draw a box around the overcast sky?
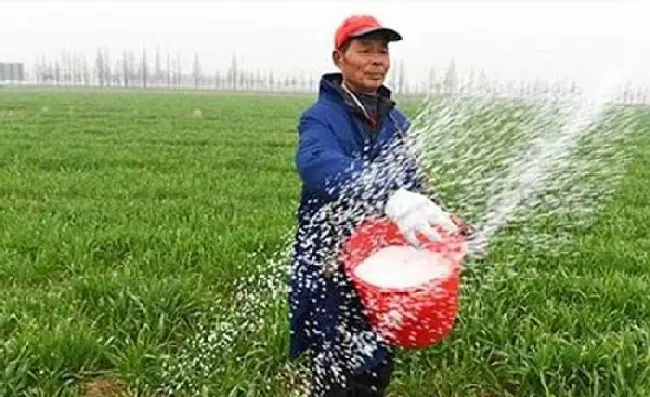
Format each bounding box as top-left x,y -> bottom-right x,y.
2,0 -> 649,87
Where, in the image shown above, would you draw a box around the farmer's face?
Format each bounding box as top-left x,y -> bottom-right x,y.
334,34 -> 390,94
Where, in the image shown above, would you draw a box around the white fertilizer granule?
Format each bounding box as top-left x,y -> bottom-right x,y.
353,245 -> 452,289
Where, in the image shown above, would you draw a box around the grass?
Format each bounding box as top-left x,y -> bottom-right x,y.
0,90 -> 649,397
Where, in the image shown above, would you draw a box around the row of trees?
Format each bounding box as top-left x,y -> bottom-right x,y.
9,47 -> 650,104
31,47 -> 405,92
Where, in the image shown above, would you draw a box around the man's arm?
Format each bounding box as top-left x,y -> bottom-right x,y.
296,113 -> 368,202
296,110 -> 410,203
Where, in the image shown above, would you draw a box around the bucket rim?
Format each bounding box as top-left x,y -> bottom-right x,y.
340,217 -> 466,293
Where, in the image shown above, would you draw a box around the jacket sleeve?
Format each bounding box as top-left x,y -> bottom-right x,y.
296,110 -> 428,205
296,113 -> 366,202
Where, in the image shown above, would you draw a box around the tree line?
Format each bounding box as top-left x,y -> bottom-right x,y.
8,47 -> 650,104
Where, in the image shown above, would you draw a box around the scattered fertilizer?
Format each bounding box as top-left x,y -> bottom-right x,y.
353,245 -> 452,289
158,67 -> 639,396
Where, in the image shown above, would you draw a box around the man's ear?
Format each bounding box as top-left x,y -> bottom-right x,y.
332,50 -> 341,68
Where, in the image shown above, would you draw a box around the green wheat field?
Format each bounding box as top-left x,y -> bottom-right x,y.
1,90 -> 649,397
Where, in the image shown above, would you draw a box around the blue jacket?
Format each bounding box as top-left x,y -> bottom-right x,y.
288,73 -> 425,374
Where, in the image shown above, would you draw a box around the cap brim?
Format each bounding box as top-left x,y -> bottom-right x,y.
350,26 -> 402,42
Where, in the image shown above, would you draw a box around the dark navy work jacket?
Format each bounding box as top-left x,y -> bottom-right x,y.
288,72 -> 425,372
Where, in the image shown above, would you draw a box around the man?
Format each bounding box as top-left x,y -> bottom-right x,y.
288,14 -> 475,397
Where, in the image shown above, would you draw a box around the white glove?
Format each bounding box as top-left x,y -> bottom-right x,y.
385,188 -> 459,246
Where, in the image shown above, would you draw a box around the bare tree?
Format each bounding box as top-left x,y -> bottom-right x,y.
247,71 -> 254,90
114,57 -> 121,86
155,47 -> 162,85
32,61 -> 40,84
54,60 -> 61,85
37,55 -> 46,84
70,52 -> 77,84
193,52 -> 201,89
428,67 -> 436,94
299,72 -> 306,92
128,52 -> 137,86
40,55 -> 49,83
75,53 -> 83,84
103,46 -> 112,87
123,51 -> 130,87
176,51 -> 182,88
229,53 -> 238,91
467,67 -> 475,94
142,48 -> 148,88
67,51 -> 73,84
255,69 -> 262,91
239,68 -> 246,90
636,85 -> 644,104
77,53 -> 84,84
95,47 -> 104,87
166,52 -> 171,88
519,80 -> 527,98
443,59 -> 458,94
61,50 -> 69,84
82,55 -> 90,86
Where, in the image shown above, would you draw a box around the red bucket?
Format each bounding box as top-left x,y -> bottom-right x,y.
340,217 -> 467,349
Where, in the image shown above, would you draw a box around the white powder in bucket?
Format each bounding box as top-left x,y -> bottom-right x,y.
353,245 -> 452,289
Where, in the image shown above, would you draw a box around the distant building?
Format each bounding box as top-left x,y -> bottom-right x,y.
0,62 -> 25,82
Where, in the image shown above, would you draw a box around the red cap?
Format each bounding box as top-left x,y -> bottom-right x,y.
334,15 -> 402,51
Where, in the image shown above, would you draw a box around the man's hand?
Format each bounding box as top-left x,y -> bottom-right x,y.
385,188 -> 459,246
